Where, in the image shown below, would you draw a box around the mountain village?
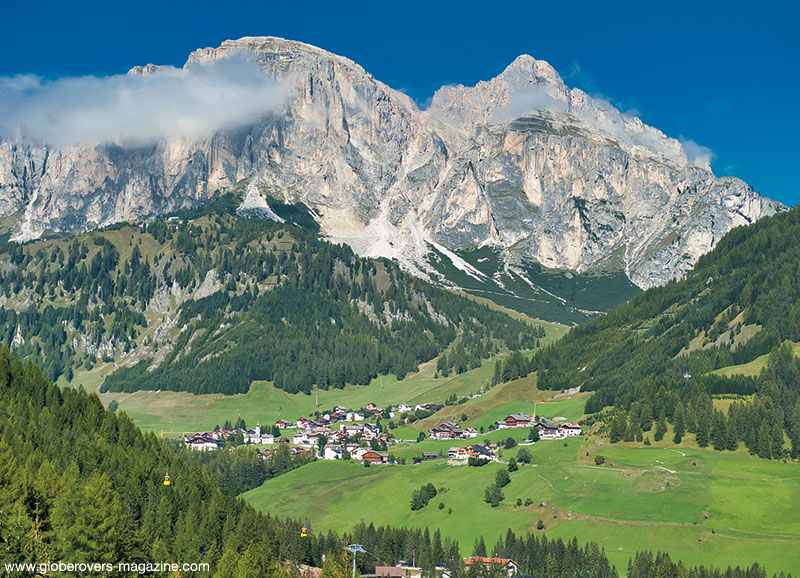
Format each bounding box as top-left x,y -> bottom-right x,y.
180,402 -> 583,467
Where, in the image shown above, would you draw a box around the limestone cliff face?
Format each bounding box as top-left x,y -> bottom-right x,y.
0,37 -> 782,288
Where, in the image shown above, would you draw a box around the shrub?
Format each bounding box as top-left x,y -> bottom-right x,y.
504,437 -> 517,449
410,483 -> 438,511
594,455 -> 605,465
468,457 -> 489,467
484,484 -> 504,507
495,469 -> 510,488
537,519 -> 544,530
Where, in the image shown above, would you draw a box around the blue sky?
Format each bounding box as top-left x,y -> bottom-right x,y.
2,0 -> 797,205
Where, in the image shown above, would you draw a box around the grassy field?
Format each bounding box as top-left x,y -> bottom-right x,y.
106,348 -> 552,434
403,371 -> 587,433
242,439 -> 800,576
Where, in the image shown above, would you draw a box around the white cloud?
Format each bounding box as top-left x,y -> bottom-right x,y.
0,56 -> 290,148
679,137 -> 714,170
493,86 -> 568,123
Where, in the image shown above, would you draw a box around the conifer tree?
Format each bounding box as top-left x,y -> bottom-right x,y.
654,410 -> 667,442
609,412 -> 627,443
696,411 -> 711,448
672,403 -> 685,444
758,422 -> 773,459
711,410 -> 728,451
473,536 -> 487,557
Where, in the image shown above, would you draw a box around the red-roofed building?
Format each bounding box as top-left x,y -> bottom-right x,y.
465,557 -> 518,577
361,451 -> 389,464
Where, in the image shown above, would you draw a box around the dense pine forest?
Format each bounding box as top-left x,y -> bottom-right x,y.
492,205 -> 800,459
0,193 -> 544,395
0,343 -> 318,576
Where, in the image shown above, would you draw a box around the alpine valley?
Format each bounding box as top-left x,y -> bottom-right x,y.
1,35 -> 799,578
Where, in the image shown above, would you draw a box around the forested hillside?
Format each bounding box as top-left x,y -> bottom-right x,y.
498,205 -> 800,459
0,344 -> 319,576
0,193 -> 544,395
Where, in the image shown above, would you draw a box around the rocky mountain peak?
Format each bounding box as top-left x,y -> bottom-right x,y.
497,54 -> 564,88
187,36 -> 371,79
127,63 -> 163,76
0,37 -> 783,295
428,55 -> 568,130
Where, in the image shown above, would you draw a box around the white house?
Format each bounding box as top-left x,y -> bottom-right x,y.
323,445 -> 344,460
536,421 -> 563,439
184,434 -> 221,451
350,447 -> 369,460
465,557 -> 519,578
244,424 -> 274,445
293,432 -> 314,445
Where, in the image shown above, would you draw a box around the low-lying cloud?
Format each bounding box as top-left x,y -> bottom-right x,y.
679,137 -> 714,171
495,87 -> 568,122
0,56 -> 290,148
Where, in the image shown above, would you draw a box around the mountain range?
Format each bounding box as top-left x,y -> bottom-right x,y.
0,37 -> 782,313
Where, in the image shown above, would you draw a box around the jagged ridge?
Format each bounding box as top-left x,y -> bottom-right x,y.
0,36 -> 782,295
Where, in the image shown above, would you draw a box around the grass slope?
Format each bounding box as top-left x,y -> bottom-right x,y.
108,349 -> 521,434
404,373 -> 587,434
243,441 -> 800,576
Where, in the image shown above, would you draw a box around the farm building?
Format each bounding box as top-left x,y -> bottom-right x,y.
497,413 -> 533,428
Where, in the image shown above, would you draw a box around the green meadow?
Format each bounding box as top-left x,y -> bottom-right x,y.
106,344 -> 564,434
402,370 -> 587,433
242,439 -> 800,576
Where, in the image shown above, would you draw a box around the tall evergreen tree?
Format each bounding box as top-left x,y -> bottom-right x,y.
696,411 -> 711,448
758,422 -> 773,459
654,410 -> 667,442
672,404 -> 685,444
609,413 -> 627,443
